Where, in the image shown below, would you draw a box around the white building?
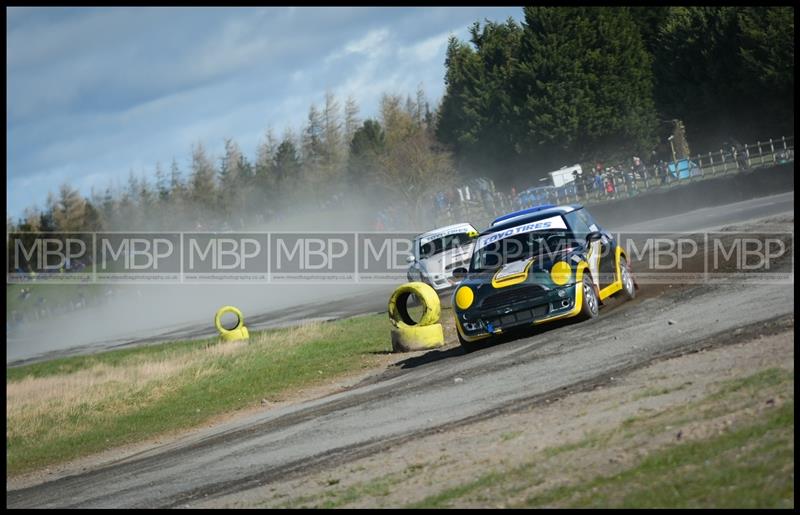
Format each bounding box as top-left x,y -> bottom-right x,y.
548,164 -> 582,187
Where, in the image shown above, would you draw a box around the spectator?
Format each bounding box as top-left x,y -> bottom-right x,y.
593,171 -> 604,194
604,168 -> 616,198
734,141 -> 749,170
658,159 -> 669,185
633,155 -> 646,181
575,172 -> 585,198
624,166 -> 637,197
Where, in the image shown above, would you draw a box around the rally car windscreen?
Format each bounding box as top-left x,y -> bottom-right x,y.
419,232 -> 473,259
469,230 -> 577,273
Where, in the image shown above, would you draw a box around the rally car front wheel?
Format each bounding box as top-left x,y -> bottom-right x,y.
618,256 -> 636,300
577,274 -> 599,320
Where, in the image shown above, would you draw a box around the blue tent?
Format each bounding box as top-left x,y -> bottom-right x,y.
668,159 -> 701,179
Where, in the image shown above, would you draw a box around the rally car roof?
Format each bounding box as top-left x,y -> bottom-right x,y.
416,222 -> 476,240
482,204 -> 583,235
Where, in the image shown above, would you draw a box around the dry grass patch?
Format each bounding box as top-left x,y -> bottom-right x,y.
7,322 -> 331,443
7,315 -> 390,476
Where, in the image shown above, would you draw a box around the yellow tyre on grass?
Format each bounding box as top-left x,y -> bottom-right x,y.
388,282 -> 445,352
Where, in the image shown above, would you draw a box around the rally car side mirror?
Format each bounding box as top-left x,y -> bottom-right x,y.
586,231 -> 604,244
405,255 -> 415,264
452,267 -> 468,280
466,230 -> 479,239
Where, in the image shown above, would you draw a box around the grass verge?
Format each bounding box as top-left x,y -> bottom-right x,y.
7,313 -> 393,476
411,367 -> 794,509
524,401 -> 793,508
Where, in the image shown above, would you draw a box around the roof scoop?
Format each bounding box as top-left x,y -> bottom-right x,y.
491,205 -> 556,226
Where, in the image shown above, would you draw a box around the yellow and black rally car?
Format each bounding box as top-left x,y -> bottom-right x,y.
451,204 -> 637,351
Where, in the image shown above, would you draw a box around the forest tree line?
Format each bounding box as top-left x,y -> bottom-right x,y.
9,6 -> 794,233
437,6 -> 794,184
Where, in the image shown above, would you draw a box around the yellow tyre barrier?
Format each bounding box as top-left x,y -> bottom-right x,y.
388,282 -> 444,352
390,323 -> 444,353
215,305 -> 250,342
388,282 -> 441,328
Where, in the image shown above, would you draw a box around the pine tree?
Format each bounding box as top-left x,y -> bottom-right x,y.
404,94 -> 416,120
321,90 -> 344,186
344,96 -> 361,150
86,187 -> 106,230
53,183 -> 86,232
125,169 -> 140,205
437,8 -> 659,182
302,104 -> 324,175
21,208 -> 41,233
218,138 -> 245,222
189,143 -> 217,220
255,128 -> 278,204
381,94 -> 415,148
436,35 -> 489,170
415,84 -> 427,128
155,162 -> 169,202
169,158 -> 184,201
235,152 -> 253,225
653,6 -> 793,147
370,102 -> 457,225
138,173 -> 154,215
39,193 -> 57,233
273,134 -> 301,211
348,119 -> 385,190
83,201 -> 103,231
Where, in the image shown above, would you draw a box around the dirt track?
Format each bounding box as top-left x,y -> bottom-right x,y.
6,202 -> 794,508
201,323 -> 794,508
6,191 -> 794,366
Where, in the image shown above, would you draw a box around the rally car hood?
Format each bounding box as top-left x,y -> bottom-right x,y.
460,247 -> 582,290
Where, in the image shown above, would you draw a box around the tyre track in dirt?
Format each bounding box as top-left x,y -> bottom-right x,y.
7,204 -> 794,508
8,277 -> 793,507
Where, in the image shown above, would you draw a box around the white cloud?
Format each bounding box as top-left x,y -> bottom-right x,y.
398,30 -> 452,63
345,28 -> 390,56
325,28 -> 390,64
7,7 -> 526,218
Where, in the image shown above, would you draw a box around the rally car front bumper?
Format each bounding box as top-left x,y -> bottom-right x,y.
455,282 -> 580,341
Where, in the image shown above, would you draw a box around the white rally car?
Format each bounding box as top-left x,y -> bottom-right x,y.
406,222 -> 479,291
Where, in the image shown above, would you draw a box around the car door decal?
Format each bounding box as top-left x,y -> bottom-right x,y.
598,240 -> 618,289
586,240 -> 601,286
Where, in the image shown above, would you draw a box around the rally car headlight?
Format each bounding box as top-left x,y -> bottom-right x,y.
550,261 -> 572,286
455,286 -> 474,310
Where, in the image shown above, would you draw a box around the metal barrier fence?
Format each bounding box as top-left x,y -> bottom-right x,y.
436,136 -> 794,228
575,135 -> 795,205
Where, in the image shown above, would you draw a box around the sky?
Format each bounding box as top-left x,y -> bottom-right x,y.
6,6 -> 524,220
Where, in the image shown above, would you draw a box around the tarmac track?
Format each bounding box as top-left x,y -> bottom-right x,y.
6,193 -> 795,508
